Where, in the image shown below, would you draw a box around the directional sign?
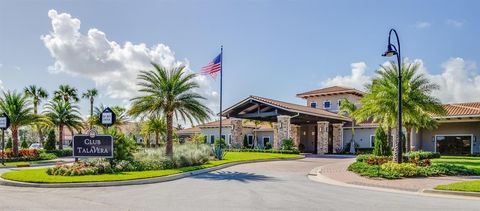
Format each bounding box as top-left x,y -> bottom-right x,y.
100,107 -> 116,127
0,113 -> 9,130
73,134 -> 113,158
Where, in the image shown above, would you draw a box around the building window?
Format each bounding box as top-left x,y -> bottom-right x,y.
210,135 -> 215,144
338,99 -> 342,106
203,135 -> 207,143
310,101 -> 317,108
323,101 -> 331,109
247,134 -> 254,146
370,135 -> 375,148
228,135 -> 232,145
221,135 -> 226,141
263,136 -> 271,147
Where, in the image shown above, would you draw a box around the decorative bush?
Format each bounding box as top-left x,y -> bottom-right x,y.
44,129 -> 56,151
403,150 -> 440,161
225,148 -> 300,154
281,138 -> 295,150
47,158 -> 114,176
356,154 -> 391,165
39,152 -> 57,160
5,137 -> 12,150
373,126 -> 391,156
133,144 -> 211,170
214,138 -> 227,149
106,128 -> 137,161
43,149 -> 73,157
380,162 -> 418,177
20,138 -> 28,149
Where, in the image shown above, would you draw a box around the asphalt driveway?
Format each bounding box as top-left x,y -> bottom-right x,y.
0,155 -> 479,211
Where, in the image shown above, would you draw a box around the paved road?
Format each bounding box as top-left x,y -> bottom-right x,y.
0,156 -> 479,211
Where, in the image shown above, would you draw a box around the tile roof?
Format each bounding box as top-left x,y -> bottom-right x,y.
296,86 -> 364,98
176,127 -> 201,134
249,95 -> 350,121
197,119 -> 259,128
439,102 -> 480,117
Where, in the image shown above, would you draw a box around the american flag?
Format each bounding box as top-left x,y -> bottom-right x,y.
200,53 -> 222,79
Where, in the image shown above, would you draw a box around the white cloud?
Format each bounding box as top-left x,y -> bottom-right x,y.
414,21 -> 431,29
320,58 -> 480,103
41,10 -> 218,117
321,62 -> 371,91
446,19 -> 464,28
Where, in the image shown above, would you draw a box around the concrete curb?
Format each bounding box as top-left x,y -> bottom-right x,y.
422,189 -> 480,197
0,156 -> 305,188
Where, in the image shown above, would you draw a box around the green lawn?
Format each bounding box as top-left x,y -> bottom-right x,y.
433,156 -> 480,192
1,152 -> 302,183
1,160 -> 61,167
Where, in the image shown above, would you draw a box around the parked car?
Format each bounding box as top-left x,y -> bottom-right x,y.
29,143 -> 42,149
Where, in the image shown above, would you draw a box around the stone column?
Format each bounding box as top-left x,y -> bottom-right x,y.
290,124 -> 301,148
317,121 -> 329,154
274,115 -> 291,149
230,118 -> 243,148
332,123 -> 343,153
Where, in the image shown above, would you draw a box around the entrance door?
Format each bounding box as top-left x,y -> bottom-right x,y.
436,135 -> 472,155
328,125 -> 333,153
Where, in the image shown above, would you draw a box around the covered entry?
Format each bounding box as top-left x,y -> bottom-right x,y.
435,135 -> 473,155
222,95 -> 350,154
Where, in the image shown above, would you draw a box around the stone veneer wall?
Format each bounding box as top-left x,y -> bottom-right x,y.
332,123 -> 343,153
273,115 -> 291,149
290,124 -> 301,147
317,121 -> 329,154
230,118 -> 243,148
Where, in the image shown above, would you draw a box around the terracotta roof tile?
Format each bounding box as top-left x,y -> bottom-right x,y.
296,86 -> 364,98
440,103 -> 480,117
177,127 -> 201,134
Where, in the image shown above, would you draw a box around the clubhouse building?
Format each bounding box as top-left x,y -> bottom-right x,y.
178,86 -> 480,155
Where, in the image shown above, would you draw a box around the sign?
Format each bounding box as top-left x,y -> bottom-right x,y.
100,107 -> 116,127
0,113 -> 9,130
73,130 -> 113,158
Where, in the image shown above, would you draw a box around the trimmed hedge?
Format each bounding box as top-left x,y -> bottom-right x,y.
39,149 -> 73,157
225,148 -> 300,154
403,150 -> 440,161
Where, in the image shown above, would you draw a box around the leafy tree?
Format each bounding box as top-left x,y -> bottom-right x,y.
339,99 -> 358,153
43,100 -> 83,150
192,133 -> 205,145
24,85 -> 49,146
354,61 -> 445,163
20,137 -> 28,149
281,138 -> 294,150
54,84 -> 79,103
44,129 -> 56,150
82,88 -> 98,128
142,115 -> 166,146
128,63 -> 212,157
373,126 -> 391,156
0,91 -> 40,155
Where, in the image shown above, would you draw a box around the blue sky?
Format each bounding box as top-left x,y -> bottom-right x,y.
0,0 -> 479,123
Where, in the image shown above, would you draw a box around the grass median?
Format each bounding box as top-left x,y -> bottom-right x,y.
1,152 -> 302,183
432,156 -> 480,192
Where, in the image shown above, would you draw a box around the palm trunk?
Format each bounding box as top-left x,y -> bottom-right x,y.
90,98 -> 94,129
12,127 -> 19,156
392,127 -> 401,163
166,112 -> 173,157
387,126 -> 392,148
59,125 -> 64,150
155,131 -> 160,147
33,101 -> 44,147
406,127 -> 412,152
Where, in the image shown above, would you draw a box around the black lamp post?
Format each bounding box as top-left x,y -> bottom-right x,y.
382,28 -> 403,163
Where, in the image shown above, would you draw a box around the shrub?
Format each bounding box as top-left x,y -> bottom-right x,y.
214,138 -> 227,149
225,148 -> 299,154
106,128 -> 137,161
355,154 -> 391,165
373,126 -> 391,156
39,152 -> 57,160
134,144 -> 211,169
5,137 -> 12,150
47,158 -> 113,176
44,129 -> 56,150
403,150 -> 440,161
381,162 -> 418,177
192,133 -> 205,145
419,163 -> 475,177
45,149 -> 73,157
20,138 -> 28,149
356,148 -> 374,155
281,138 -> 295,150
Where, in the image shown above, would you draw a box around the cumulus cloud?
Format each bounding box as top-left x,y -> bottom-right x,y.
320,58 -> 480,103
321,62 -> 371,91
41,10 -> 218,114
446,19 -> 464,28
414,21 -> 431,29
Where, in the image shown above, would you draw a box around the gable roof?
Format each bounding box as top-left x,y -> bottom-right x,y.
296,86 -> 364,98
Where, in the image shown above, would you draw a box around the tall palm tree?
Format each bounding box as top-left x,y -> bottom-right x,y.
24,85 -> 49,145
355,61 -> 445,162
129,63 -> 212,156
339,99 -> 358,153
54,84 -> 79,103
43,100 -> 83,150
0,91 -> 40,155
82,88 -> 98,128
143,115 -> 166,146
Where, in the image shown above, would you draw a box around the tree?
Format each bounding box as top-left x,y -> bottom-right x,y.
24,85 -> 49,146
54,84 -> 79,103
82,88 -> 98,128
354,61 -> 445,163
5,137 -> 12,150
44,129 -> 56,150
93,104 -> 129,129
339,99 -> 358,153
142,115 -> 166,147
128,63 -> 212,157
20,137 -> 28,149
372,126 -> 391,156
0,91 -> 40,155
43,100 -> 83,150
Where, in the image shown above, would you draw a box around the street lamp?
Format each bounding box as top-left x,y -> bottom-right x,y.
382,28 -> 403,163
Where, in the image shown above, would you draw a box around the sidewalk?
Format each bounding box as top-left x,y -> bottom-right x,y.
317,158 -> 479,192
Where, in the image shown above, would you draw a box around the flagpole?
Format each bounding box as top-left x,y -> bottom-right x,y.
219,45 -> 223,144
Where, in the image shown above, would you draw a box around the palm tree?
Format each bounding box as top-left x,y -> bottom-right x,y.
355,61 -> 445,162
339,99 -> 358,153
0,91 -> 40,155
82,88 -> 98,128
93,104 -> 129,128
24,85 -> 49,145
143,115 -> 166,146
129,63 -> 212,156
54,84 -> 79,103
43,100 -> 83,150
